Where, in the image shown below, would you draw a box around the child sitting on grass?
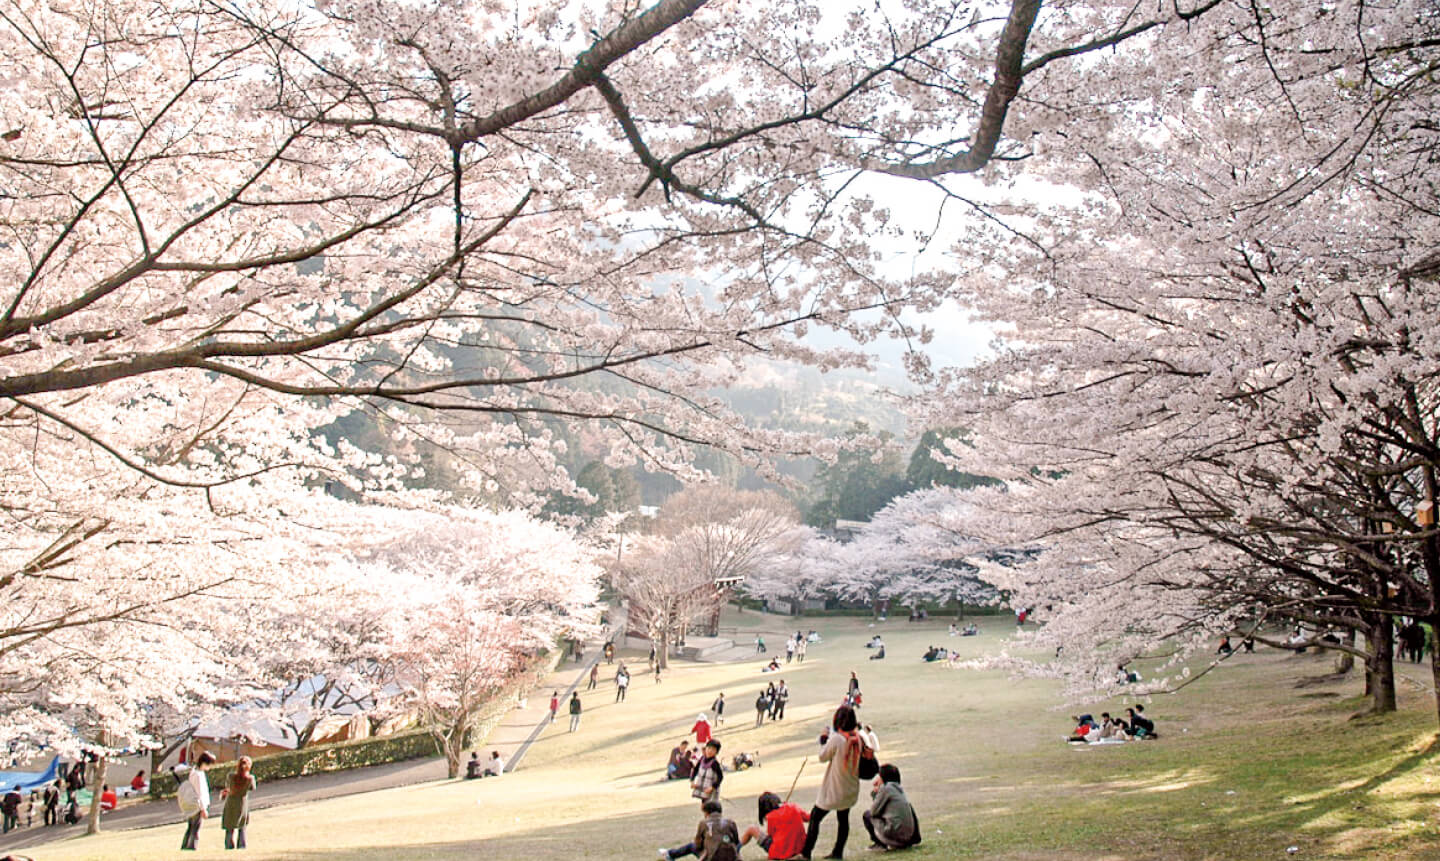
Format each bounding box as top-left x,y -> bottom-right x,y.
739,791 -> 809,860
659,799 -> 741,860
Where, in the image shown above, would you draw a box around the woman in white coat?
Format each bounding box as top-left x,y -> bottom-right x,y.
801,704 -> 865,859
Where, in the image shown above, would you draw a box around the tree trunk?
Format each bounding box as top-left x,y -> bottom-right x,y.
954,596 -> 965,621
441,722 -> 464,779
657,630 -> 671,670
1335,627 -> 1355,675
1366,617 -> 1397,714
1429,615 -> 1440,729
85,756 -> 108,835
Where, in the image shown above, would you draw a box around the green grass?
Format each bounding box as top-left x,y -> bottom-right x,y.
27,613 -> 1440,859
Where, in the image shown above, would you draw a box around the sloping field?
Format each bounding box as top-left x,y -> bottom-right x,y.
27,613 -> 1440,860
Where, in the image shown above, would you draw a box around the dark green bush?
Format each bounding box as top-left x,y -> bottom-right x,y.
150,730 -> 439,798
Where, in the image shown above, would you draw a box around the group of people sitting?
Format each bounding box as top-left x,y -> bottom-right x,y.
866,635 -> 886,660
660,765 -> 921,860
920,646 -> 952,663
463,751 -> 504,779
947,623 -> 978,637
1066,706 -> 1158,744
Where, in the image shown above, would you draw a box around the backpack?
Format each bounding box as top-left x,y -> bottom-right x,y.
857,741 -> 879,780
706,818 -> 741,861
176,773 -> 198,809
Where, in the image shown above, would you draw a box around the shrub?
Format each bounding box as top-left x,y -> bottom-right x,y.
150,730 -> 440,798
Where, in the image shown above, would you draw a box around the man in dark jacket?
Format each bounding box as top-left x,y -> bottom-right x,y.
2,785 -> 22,833
568,693 -> 583,732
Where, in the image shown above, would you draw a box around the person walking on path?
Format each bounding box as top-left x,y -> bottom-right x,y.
616,666 -> 631,703
655,662 -> 663,683
801,705 -> 865,860
796,638 -> 807,663
847,672 -> 859,698
176,750 -> 217,851
786,639 -> 795,663
604,642 -> 615,664
569,692 -> 583,732
754,689 -> 770,727
755,635 -> 766,654
711,692 -> 726,725
549,691 -> 560,724
220,755 -> 256,850
588,663 -> 599,690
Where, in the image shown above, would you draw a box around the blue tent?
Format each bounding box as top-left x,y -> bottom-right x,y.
0,756 -> 61,792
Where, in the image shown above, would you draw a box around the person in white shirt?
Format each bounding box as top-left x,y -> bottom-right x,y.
175,751 -> 216,851
484,751 -> 505,777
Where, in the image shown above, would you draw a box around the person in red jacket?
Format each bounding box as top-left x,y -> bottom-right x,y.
691,714 -> 712,746
740,791 -> 810,860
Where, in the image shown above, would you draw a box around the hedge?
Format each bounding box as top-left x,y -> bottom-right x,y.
150,729 -> 440,799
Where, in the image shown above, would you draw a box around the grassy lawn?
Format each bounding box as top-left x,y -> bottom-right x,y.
27,612 -> 1440,860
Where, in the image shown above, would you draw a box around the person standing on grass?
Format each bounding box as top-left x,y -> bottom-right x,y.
711,692 -> 726,725
692,714 -> 713,746
691,741 -> 724,806
786,638 -> 795,663
220,755 -> 256,850
549,691 -> 560,724
176,750 -> 216,851
588,663 -> 599,690
569,692 -> 583,732
796,637 -> 807,663
754,689 -> 770,727
801,704 -> 864,860
43,782 -> 59,826
847,672 -> 859,698
755,634 -> 766,654
770,681 -> 789,721
616,665 -> 631,702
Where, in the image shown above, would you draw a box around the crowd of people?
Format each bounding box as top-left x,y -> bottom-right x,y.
658,704 -> 920,860
0,753 -> 143,837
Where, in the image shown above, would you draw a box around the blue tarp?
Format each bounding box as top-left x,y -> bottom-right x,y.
0,755 -> 60,792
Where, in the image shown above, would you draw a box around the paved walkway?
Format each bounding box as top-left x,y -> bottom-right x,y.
0,608 -> 625,854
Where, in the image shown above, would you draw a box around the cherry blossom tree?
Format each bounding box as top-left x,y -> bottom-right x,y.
899,1 -> 1440,713
614,487 -> 801,664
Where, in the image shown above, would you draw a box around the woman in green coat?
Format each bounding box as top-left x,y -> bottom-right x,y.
220,756 -> 256,850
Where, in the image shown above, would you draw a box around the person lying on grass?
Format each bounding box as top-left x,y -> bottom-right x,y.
739,791 -> 810,860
